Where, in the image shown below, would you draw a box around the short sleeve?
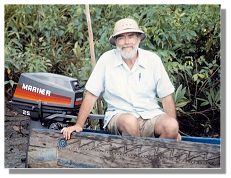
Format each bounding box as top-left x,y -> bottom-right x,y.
156,59 -> 175,98
85,57 -> 105,97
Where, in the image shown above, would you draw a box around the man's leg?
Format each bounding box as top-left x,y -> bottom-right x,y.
107,113 -> 140,136
154,114 -> 179,139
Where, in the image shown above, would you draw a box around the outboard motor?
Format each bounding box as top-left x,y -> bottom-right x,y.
11,72 -> 84,128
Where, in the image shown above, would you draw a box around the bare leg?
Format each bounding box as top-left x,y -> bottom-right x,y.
116,113 -> 140,136
154,114 -> 179,139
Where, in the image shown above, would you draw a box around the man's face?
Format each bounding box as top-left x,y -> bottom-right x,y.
115,32 -> 141,60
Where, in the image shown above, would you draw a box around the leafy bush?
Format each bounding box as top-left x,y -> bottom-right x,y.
5,4 -> 220,137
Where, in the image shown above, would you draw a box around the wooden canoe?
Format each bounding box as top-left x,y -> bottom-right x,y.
26,127 -> 220,168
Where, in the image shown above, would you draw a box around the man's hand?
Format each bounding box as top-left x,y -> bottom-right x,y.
177,133 -> 182,141
61,124 -> 83,140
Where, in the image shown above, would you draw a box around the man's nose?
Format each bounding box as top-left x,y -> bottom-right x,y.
124,36 -> 130,44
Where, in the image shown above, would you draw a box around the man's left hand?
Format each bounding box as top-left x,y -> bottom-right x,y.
177,133 -> 181,141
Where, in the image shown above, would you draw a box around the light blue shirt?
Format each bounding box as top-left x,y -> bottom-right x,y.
85,48 -> 175,128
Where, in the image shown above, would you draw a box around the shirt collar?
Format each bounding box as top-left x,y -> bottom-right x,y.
113,48 -> 147,68
137,50 -> 147,69
113,49 -> 124,67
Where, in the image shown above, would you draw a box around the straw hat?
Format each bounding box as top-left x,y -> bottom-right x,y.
109,18 -> 146,46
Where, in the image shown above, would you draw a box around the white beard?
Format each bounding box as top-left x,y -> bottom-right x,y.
117,44 -> 139,60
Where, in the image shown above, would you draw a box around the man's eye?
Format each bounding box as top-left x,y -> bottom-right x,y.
117,37 -> 124,40
129,34 -> 136,38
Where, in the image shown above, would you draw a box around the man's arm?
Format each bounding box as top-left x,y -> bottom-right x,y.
161,94 -> 181,141
61,90 -> 98,140
160,94 -> 176,119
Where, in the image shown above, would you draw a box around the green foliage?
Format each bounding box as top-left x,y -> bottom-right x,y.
174,84 -> 190,113
5,4 -> 220,137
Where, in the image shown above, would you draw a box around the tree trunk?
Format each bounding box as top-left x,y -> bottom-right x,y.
85,4 -> 104,126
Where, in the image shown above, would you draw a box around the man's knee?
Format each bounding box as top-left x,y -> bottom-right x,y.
117,113 -> 139,136
164,118 -> 179,137
155,115 -> 179,139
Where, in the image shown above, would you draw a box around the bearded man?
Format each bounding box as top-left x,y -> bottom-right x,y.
61,18 -> 181,141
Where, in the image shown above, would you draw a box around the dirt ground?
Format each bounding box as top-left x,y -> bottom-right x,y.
4,102 -> 30,168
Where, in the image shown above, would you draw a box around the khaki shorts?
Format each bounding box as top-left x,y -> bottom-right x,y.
106,113 -> 164,137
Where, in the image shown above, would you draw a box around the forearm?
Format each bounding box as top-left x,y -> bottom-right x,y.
161,94 -> 176,119
75,90 -> 98,128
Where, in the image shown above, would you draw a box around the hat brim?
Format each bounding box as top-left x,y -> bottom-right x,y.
109,29 -> 146,46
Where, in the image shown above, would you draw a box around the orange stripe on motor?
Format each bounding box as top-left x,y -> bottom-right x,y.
14,86 -> 71,105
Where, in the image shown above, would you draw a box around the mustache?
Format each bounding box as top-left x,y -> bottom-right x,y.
121,46 -> 134,49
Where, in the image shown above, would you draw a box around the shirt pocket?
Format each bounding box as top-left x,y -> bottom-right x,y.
105,72 -> 126,96
134,71 -> 155,97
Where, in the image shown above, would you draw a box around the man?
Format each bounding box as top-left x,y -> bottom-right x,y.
61,18 -> 181,141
